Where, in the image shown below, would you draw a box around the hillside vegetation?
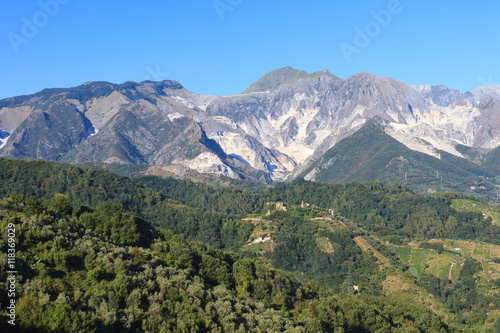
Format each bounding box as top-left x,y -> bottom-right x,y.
0,194 -> 458,332
300,121 -> 500,202
2,157 -> 500,330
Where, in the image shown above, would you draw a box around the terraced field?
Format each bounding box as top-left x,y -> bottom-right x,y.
452,198 -> 500,225
353,236 -> 390,267
391,239 -> 500,283
312,217 -> 350,234
315,237 -> 335,254
409,248 -> 431,277
238,202 -> 500,329
394,246 -> 411,263
381,271 -> 449,316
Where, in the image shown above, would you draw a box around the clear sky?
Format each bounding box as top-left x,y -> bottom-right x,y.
1,0 -> 499,99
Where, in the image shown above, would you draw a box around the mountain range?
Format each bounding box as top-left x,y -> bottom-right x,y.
1,67 -> 500,198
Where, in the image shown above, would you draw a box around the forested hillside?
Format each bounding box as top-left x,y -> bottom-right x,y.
2,158 -> 499,248
2,157 -> 500,330
0,194 -> 457,332
300,121 -> 500,202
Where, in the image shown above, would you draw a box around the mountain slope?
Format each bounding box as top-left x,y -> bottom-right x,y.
0,192 -> 461,332
482,141 -> 500,175
1,100 -> 94,160
1,68 -> 500,197
242,66 -> 336,93
300,120 -> 498,199
0,80 -> 279,182
4,157 -> 500,330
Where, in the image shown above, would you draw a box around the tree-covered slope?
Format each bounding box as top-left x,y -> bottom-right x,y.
3,157 -> 500,329
0,195 -> 458,332
1,157 -> 498,249
0,158 -> 253,251
300,121 -> 499,200
483,144 -> 500,176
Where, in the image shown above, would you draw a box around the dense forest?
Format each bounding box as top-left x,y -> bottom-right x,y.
2,158 -> 498,247
1,157 -> 500,331
0,194 -> 457,332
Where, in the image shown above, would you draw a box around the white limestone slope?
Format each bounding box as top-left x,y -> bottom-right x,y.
0,133 -> 9,150
384,102 -> 482,158
178,151 -> 239,179
215,76 -> 500,181
2,72 -> 500,183
84,91 -> 131,131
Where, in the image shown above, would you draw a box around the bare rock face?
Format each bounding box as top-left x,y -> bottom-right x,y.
206,69 -> 500,180
1,67 -> 500,183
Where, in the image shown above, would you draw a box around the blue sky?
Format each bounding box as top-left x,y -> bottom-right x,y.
1,0 -> 499,99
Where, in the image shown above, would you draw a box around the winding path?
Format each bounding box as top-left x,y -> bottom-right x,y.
436,253 -> 439,278
353,236 -> 390,266
448,262 -> 454,281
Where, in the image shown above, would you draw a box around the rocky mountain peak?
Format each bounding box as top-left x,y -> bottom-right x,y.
347,71 -> 378,83
472,85 -> 500,101
140,80 -> 184,91
1,67 -> 500,187
242,66 -> 336,94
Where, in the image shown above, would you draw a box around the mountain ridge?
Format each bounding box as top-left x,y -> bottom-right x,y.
242,66 -> 337,94
1,67 -> 500,199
